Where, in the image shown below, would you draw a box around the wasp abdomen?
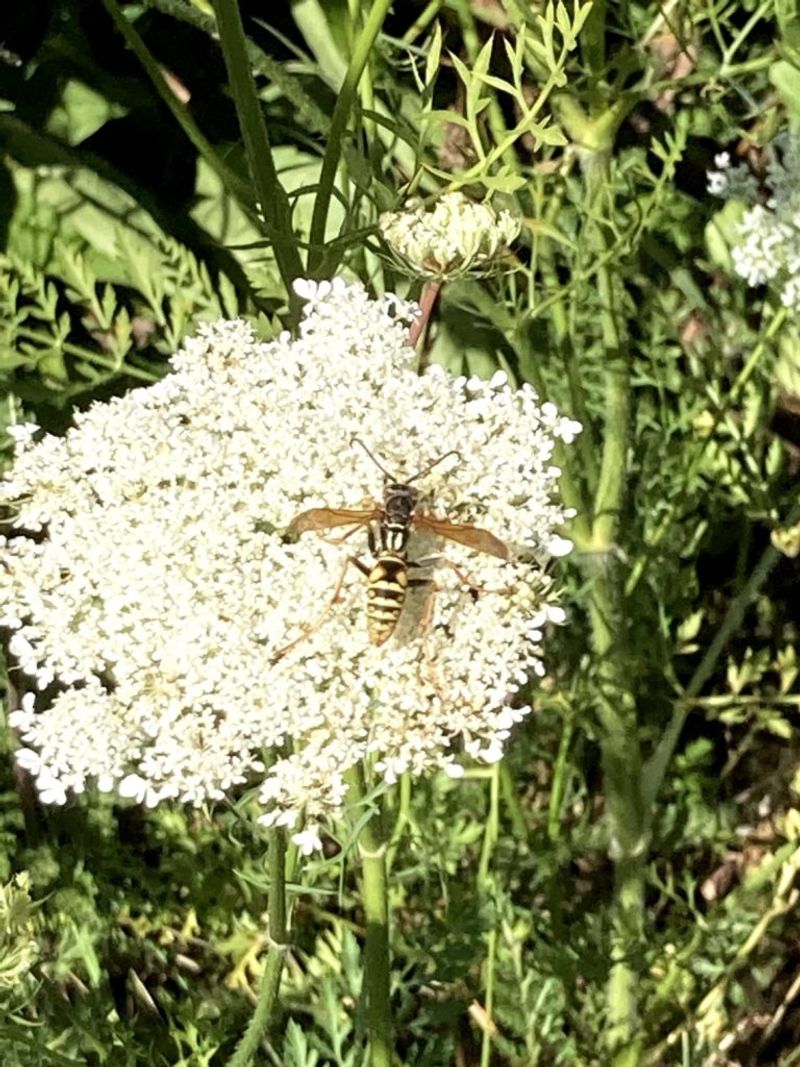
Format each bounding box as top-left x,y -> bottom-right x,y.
366,555 -> 408,645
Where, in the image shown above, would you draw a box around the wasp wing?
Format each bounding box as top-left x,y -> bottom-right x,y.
290,506 -> 378,534
414,513 -> 509,559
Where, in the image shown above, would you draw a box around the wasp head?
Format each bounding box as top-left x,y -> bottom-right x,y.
382,481 -> 419,525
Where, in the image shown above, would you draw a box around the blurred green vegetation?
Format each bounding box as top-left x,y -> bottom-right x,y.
2,1 -> 800,1065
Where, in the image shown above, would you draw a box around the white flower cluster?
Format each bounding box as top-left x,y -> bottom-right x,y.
379,192 -> 520,279
708,145 -> 800,312
1,279 -> 577,853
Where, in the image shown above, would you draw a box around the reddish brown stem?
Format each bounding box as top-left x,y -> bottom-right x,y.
408,280 -> 442,369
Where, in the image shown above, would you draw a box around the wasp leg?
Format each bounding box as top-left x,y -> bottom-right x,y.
320,525 -> 363,546
410,555 -> 483,594
408,559 -> 498,702
411,555 -> 515,599
271,555 -> 370,661
405,574 -> 450,702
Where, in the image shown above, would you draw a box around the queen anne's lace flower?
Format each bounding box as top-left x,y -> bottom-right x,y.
379,192 -> 520,279
1,279 -> 577,852
709,142 -> 800,312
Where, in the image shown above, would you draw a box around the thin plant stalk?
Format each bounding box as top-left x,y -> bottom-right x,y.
211,0 -> 304,315
307,0 -> 393,276
347,764 -> 393,1067
98,0 -> 253,209
577,147 -> 646,1059
386,772 -> 412,873
409,280 -> 442,365
226,829 -> 295,1067
478,763 -> 501,1067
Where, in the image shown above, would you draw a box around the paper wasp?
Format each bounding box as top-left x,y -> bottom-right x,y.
274,440 -> 508,656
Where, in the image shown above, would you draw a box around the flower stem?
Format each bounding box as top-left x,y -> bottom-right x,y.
98,0 -> 253,210
210,0 -> 303,316
410,280 -> 442,367
307,0 -> 393,276
226,829 -> 294,1067
386,772 -> 412,873
478,763 -> 500,1067
347,764 -> 393,1067
578,147 -> 646,1057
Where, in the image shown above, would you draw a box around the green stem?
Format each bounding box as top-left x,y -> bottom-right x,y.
480,929 -> 498,1067
580,0 -> 607,79
588,560 -> 646,1060
587,171 -> 628,549
402,0 -> 444,42
539,250 -> 597,501
348,0 -> 377,147
478,762 -> 500,885
307,0 -> 393,276
499,763 -> 528,840
454,1 -> 519,175
347,764 -> 393,1067
641,498 -> 800,815
144,0 -> 331,135
386,772 -> 412,873
226,829 -> 295,1067
577,148 -> 645,1056
211,0 -> 303,316
478,764 -> 501,1067
98,0 -> 253,209
547,715 -> 574,842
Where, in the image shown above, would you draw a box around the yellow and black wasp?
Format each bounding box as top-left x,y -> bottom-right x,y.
275,440 -> 508,656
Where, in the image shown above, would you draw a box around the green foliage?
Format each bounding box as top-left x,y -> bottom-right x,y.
2,0 -> 800,1065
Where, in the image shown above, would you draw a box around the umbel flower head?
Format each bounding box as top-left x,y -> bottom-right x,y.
1,279 -> 578,854
379,192 -> 520,279
708,141 -> 800,312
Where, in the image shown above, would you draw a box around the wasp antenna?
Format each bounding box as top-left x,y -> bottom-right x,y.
352,437 -> 395,479
407,449 -> 462,484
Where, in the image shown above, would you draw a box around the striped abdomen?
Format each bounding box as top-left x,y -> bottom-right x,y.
366,553 -> 408,645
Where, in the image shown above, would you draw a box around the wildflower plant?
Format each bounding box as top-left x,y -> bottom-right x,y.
7,0 -> 795,1059
378,192 -> 521,279
1,279 -> 577,854
708,141 -> 800,312
0,872 -> 39,1005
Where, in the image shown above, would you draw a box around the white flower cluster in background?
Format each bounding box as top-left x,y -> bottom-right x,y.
379,191 -> 520,279
708,143 -> 800,312
1,279 -> 578,853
